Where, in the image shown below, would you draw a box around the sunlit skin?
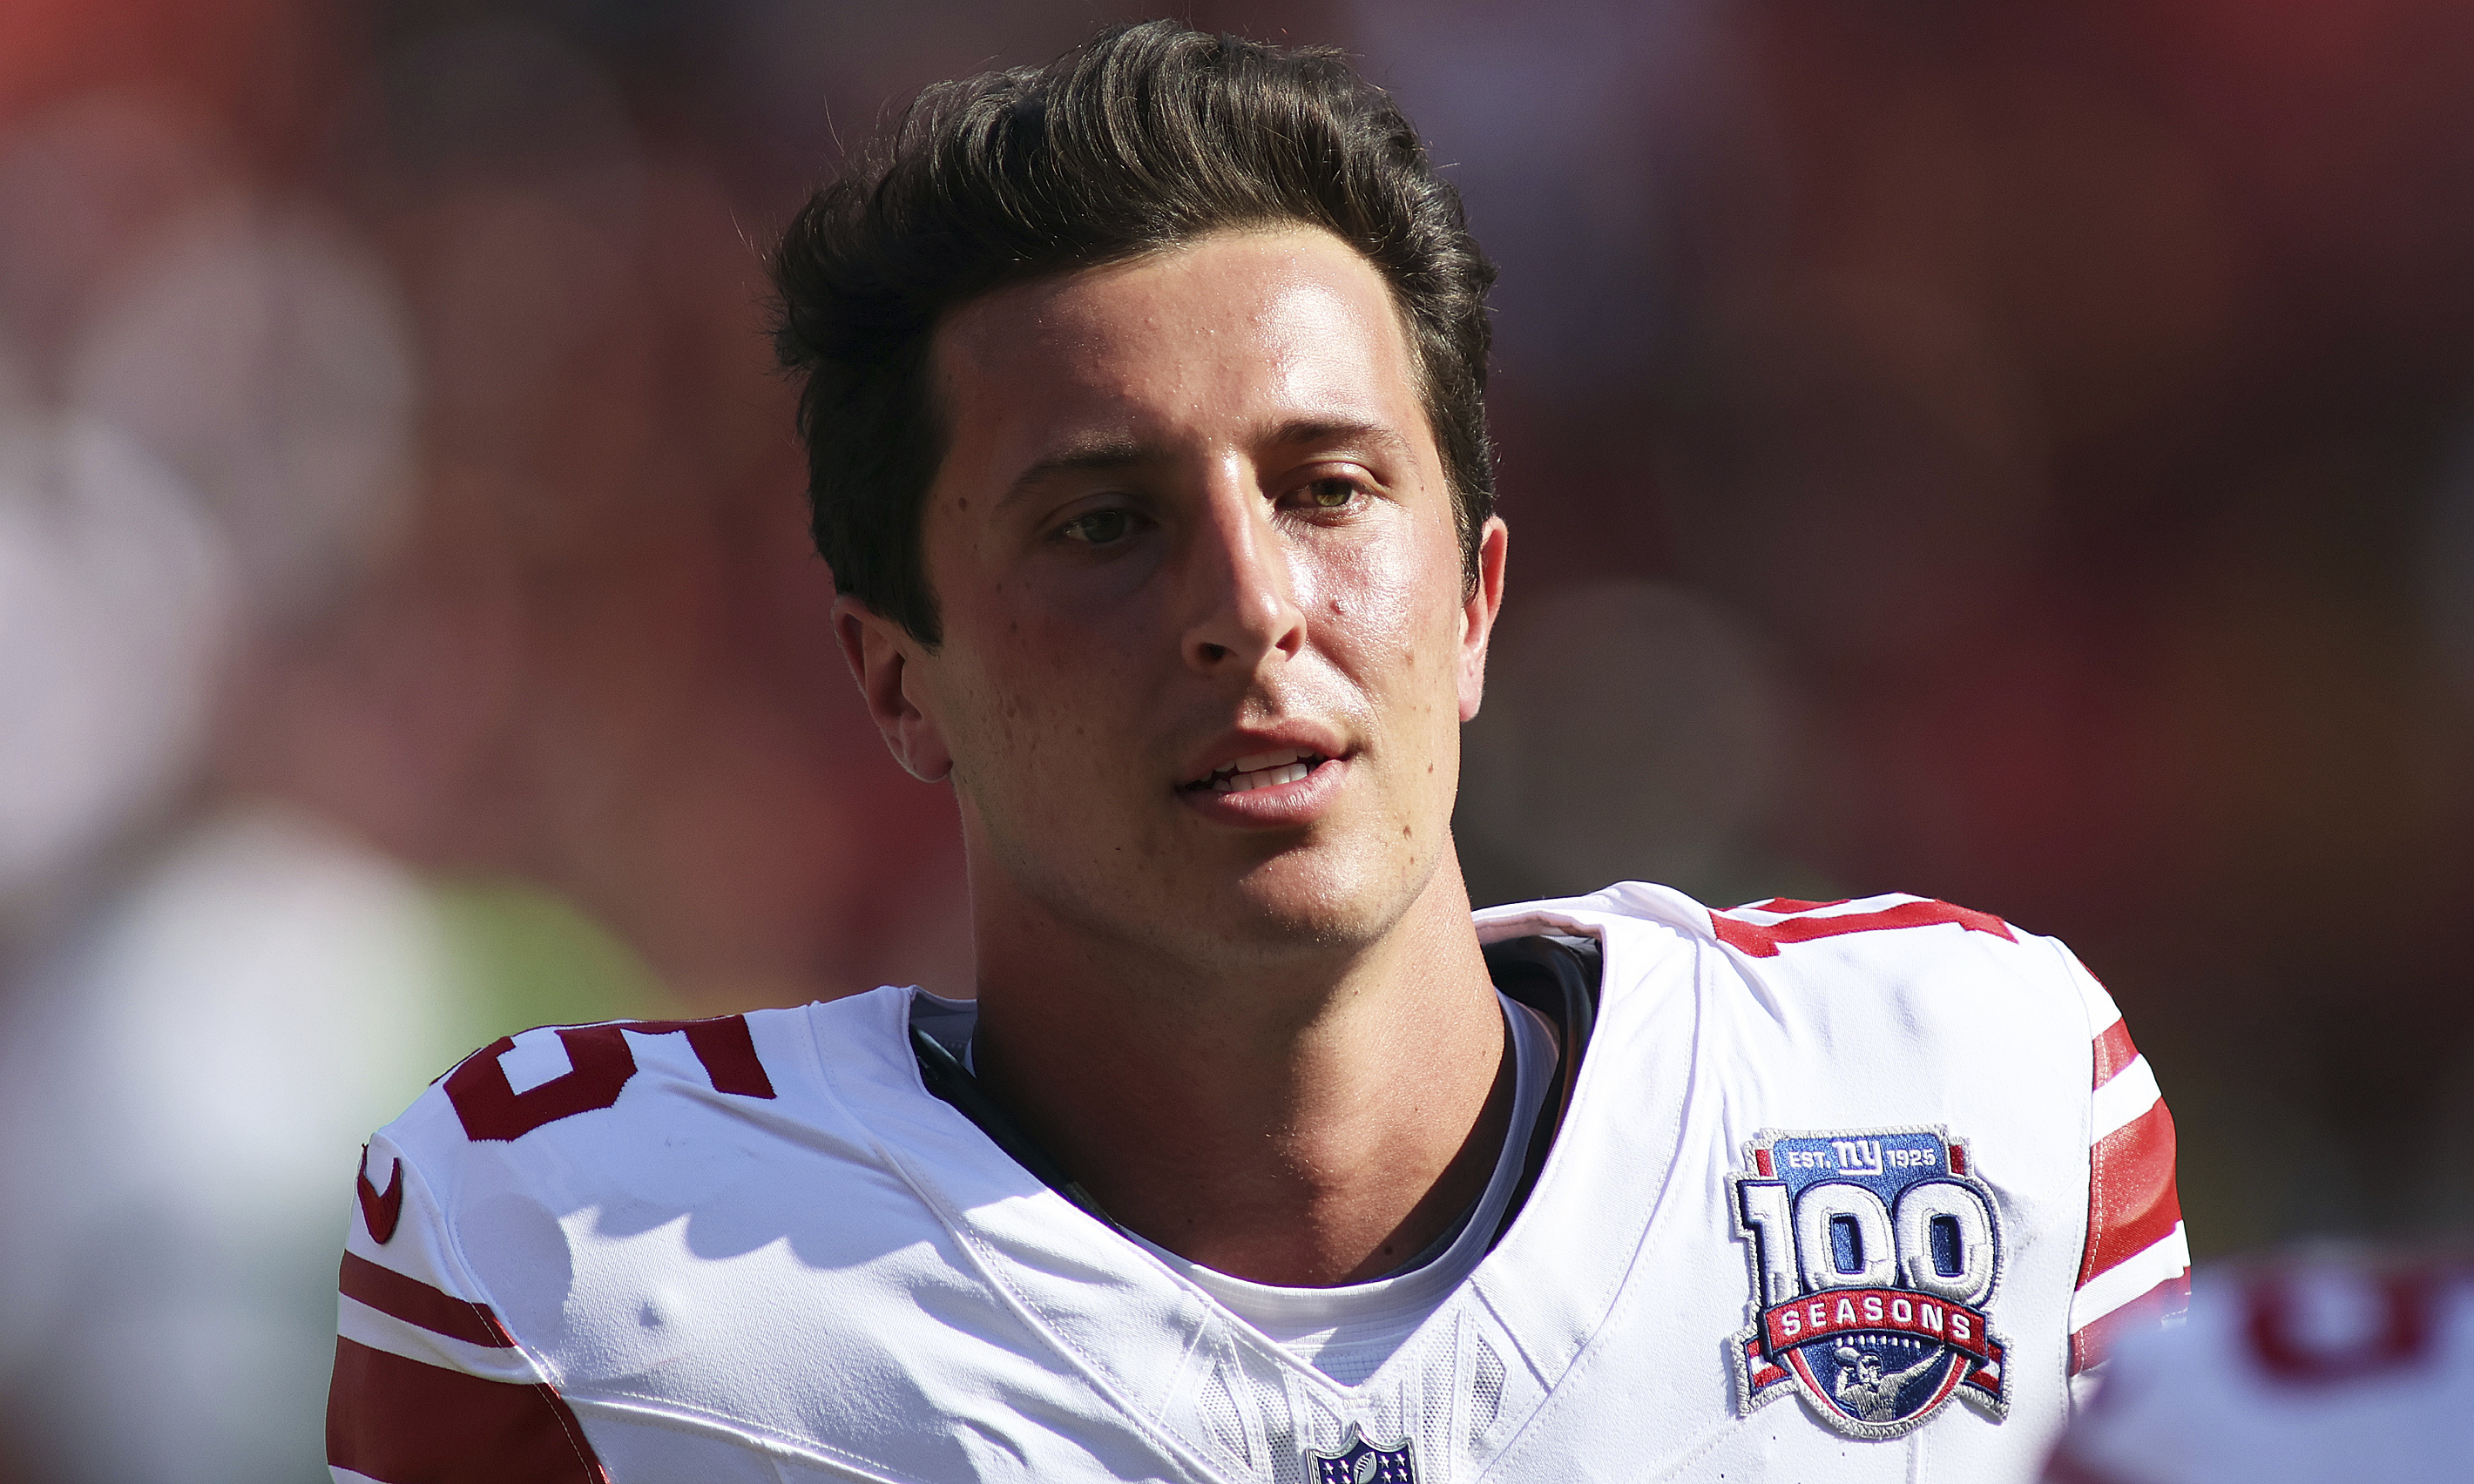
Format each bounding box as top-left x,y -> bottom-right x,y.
835,226 -> 1513,1285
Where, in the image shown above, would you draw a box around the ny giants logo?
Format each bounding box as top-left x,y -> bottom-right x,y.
1730,1126 -> 2010,1439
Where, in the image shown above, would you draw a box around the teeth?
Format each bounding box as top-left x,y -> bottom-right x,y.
1229,748 -> 1304,773
1208,756 -> 1322,793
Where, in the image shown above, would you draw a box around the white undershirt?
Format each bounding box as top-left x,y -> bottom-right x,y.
1125,994 -> 1557,1385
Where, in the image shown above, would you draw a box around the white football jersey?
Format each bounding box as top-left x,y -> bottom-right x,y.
2041,1255 -> 2474,1483
328,884 -> 2187,1483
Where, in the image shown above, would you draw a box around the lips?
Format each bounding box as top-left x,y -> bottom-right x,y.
1186,747 -> 1330,794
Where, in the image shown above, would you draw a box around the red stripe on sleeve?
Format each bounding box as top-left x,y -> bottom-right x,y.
328,1336 -> 606,1484
2091,1019 -> 2137,1088
1709,899 -> 2016,957
2069,1270 -> 2192,1373
2079,1099 -> 2182,1285
339,1251 -> 514,1348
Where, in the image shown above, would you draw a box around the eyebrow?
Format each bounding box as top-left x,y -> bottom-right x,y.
999,438 -> 1159,508
998,419 -> 1412,508
1266,418 -> 1411,459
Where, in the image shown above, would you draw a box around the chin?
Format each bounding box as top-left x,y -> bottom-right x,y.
1219,841 -> 1436,949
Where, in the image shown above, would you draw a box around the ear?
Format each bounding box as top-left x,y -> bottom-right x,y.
1456,516 -> 1509,723
832,595 -> 953,783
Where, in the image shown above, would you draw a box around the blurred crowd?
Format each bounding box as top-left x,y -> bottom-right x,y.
3,1 -> 2471,1480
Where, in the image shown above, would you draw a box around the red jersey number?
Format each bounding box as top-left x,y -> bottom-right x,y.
444,1015 -> 777,1142
2245,1266 -> 2447,1385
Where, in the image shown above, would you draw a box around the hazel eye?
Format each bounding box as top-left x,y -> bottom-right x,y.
1307,477 -> 1361,509
1058,509 -> 1136,545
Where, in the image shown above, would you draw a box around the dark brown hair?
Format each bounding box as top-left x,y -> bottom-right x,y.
771,19 -> 1496,645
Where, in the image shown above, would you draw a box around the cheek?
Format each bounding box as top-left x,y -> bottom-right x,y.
1305,523 -> 1465,697
942,596 -> 1132,780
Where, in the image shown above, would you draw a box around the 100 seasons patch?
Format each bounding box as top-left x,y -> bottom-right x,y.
1729,1127 -> 2010,1439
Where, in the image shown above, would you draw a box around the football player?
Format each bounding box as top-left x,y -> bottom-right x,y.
2041,1252 -> 2474,1483
327,21 -> 2187,1482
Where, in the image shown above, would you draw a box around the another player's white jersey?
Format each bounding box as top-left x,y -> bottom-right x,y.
328,884 -> 2186,1483
2042,1255 -> 2474,1483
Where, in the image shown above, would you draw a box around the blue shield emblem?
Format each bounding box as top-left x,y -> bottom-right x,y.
1308,1424 -> 1416,1483
1729,1126 -> 2011,1439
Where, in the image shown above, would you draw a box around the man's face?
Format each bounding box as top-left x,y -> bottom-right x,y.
844,226 -> 1505,966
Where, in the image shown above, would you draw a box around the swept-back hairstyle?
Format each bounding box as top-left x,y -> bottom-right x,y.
770,20 -> 1497,645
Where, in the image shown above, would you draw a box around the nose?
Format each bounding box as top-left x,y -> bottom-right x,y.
1180,473 -> 1305,675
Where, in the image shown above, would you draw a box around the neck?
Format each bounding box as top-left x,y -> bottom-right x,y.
965,855 -> 1511,1287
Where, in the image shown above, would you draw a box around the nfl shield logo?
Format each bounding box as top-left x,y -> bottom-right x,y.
1308,1423 -> 1416,1483
1729,1126 -> 2011,1440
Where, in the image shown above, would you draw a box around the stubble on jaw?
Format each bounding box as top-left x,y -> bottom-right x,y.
951,708 -> 1465,983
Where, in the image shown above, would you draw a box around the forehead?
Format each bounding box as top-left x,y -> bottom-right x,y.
931,227 -> 1425,453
